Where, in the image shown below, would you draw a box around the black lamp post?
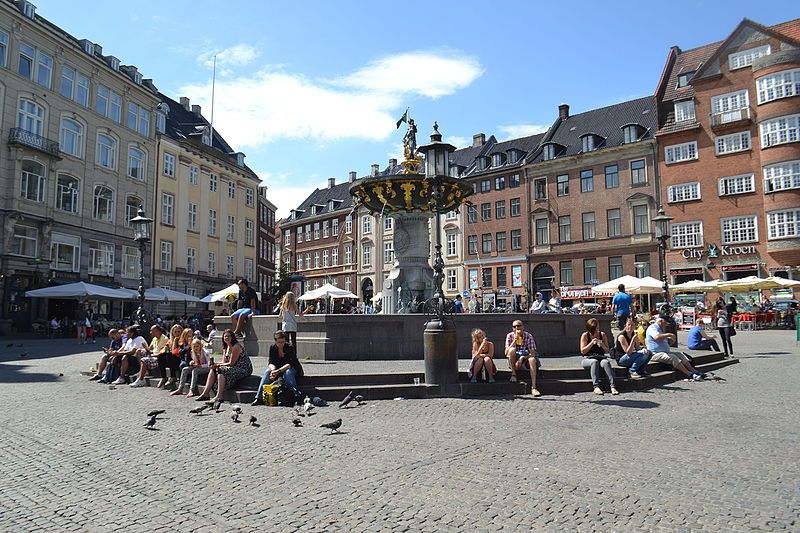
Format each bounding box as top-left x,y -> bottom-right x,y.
129,207 -> 152,326
652,205 -> 674,316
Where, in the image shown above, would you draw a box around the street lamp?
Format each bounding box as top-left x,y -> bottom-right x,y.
652,205 -> 674,315
129,207 -> 152,326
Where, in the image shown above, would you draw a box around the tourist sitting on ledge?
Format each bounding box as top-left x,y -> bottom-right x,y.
529,292 -> 547,314
615,318 -> 651,379
646,317 -> 705,381
110,326 -> 148,385
687,317 -> 720,352
196,329 -> 253,405
580,318 -> 618,396
251,331 -> 304,406
468,329 -> 495,383
89,329 -> 123,382
171,338 -> 210,397
505,320 -> 540,396
129,325 -> 169,388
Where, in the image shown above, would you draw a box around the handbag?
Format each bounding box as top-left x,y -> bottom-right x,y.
262,381 -> 281,407
729,326 -> 737,336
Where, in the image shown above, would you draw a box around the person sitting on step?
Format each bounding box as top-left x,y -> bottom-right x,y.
196,329 -> 253,405
252,331 -> 304,406
468,329 -> 495,383
615,317 -> 651,379
170,338 -> 210,397
580,318 -> 619,395
89,329 -> 123,382
687,317 -> 720,352
111,326 -> 148,385
645,316 -> 705,381
129,325 -> 169,388
505,320 -> 540,396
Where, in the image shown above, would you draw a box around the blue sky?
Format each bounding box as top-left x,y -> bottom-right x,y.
32,0 -> 797,218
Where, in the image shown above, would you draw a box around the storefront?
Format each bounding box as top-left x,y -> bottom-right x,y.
721,263 -> 760,281
671,267 -> 705,285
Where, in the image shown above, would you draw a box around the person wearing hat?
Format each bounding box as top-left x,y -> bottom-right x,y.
529,292 -> 547,314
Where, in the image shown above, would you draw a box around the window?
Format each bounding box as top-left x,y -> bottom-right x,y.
446,233 -> 456,256
630,159 -> 647,184
122,246 -> 140,279
633,205 -> 649,235
558,216 -> 571,243
92,186 -> 114,222
208,252 -> 216,276
304,224 -> 311,241
446,210 -> 457,220
163,153 -> 175,177
583,259 -> 597,285
96,85 -> 121,122
186,203 -> 197,231
11,224 -> 37,257
582,212 -> 596,240
209,173 -> 218,192
534,177 -> 547,200
721,215 -> 757,244
227,180 -> 236,199
677,71 -> 694,88
560,261 -> 573,286
509,174 -> 521,188
667,182 -> 701,203
50,233 -> 80,272
226,256 -> 234,278
20,160 -> 46,202
446,269 -> 457,291
362,216 -> 372,234
674,100 -> 696,122
468,235 -> 477,254
313,222 -> 320,240
764,161 -> 800,193
580,169 -> 594,192
18,98 -> 44,135
622,125 -> 641,144
246,188 -> 254,207
156,112 -> 166,134
127,103 -> 150,136
760,114 -> 800,148
125,196 -> 143,227
344,277 -> 351,292
491,153 -> 503,167
332,248 -> 339,266
208,209 -> 217,237
495,200 -> 506,219
481,203 -> 491,221
605,164 -> 619,189
383,241 -> 394,263
161,193 -> 174,225
189,165 -> 198,184
88,240 -> 114,276
284,231 -> 291,246
581,135 -> 597,152
716,131 -> 751,155
711,90 -> 750,125
56,174 -> 80,214
671,221 -> 703,248
729,45 -> 770,70
322,250 -> 330,268
511,229 -> 522,250
767,209 -> 800,240
322,220 -> 329,238
0,30 -> 7,67
665,142 -> 697,164
361,243 -> 372,266
19,42 -> 52,88
495,176 -> 506,190
59,118 -> 83,158
542,144 -> 556,160
608,256 -> 623,279
496,232 -> 507,252
127,147 -> 145,180
607,209 -> 621,237
482,268 -> 492,288
313,252 -> 320,268
96,133 -> 117,169
634,254 -> 651,278
497,267 -> 507,287
245,219 -> 254,245
510,198 -> 521,217
535,218 -> 548,245
717,173 -> 755,196
344,243 -> 352,264
186,248 -> 196,274
557,174 -> 569,196
481,233 -> 492,253
467,204 -> 477,223
480,179 -> 491,193
227,215 -> 236,240
757,69 -> 800,104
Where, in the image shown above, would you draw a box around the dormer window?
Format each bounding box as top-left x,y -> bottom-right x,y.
542,143 -> 564,161
476,157 -> 488,171
507,150 -> 519,164
580,134 -> 604,153
81,40 -> 94,56
108,57 -> 120,71
156,112 -> 166,134
22,1 -> 36,18
236,153 -> 245,166
328,200 -> 335,211
201,127 -> 211,146
676,71 -> 695,88
729,45 -> 770,70
622,124 -> 644,144
449,165 -> 460,178
133,72 -> 142,85
491,153 -> 504,167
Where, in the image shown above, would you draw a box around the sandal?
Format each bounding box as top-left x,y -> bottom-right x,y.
593,387 -> 604,395
195,395 -> 210,402
611,387 -> 620,395
510,375 -> 518,383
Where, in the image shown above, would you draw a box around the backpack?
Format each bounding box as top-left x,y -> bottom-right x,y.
275,379 -> 296,407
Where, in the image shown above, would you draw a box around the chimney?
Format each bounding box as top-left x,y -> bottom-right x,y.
558,103 -> 570,120
191,104 -> 202,116
349,171 -> 357,182
472,133 -> 485,147
180,97 -> 190,111
328,177 -> 336,189
389,158 -> 397,167
371,164 -> 380,176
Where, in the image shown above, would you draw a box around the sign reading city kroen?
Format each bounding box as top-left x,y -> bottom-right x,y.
681,243 -> 758,260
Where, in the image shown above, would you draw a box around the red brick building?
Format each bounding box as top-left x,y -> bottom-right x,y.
655,18 -> 800,285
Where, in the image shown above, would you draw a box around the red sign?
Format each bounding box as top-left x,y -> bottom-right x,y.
721,264 -> 758,272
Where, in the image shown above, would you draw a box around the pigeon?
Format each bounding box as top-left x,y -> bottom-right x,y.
355,395 -> 365,406
5,343 -> 12,348
292,417 -> 303,427
249,416 -> 258,426
302,397 -> 316,416
189,405 -> 209,415
147,409 -> 166,417
143,414 -> 157,430
320,418 -> 342,433
232,405 -> 243,415
19,353 -> 27,358
339,391 -> 355,409
293,406 -> 305,417
231,412 -> 240,423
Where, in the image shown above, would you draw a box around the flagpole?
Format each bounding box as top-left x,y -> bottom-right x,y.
209,54 -> 217,143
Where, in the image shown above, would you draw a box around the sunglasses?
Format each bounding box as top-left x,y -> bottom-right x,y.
513,325 -> 523,328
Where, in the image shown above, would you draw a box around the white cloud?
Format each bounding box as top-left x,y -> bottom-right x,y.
445,135 -> 469,149
197,44 -> 260,73
497,124 -> 550,140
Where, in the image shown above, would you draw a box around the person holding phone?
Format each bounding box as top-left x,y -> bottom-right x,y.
580,318 -> 618,395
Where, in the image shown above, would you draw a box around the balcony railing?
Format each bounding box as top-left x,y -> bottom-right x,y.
8,128 -> 61,158
710,106 -> 752,128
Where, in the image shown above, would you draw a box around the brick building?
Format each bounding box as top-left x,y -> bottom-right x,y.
655,18 -> 800,285
257,185 -> 276,309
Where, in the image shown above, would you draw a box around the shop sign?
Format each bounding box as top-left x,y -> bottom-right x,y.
560,287 -> 593,299
498,287 -> 511,296
681,243 -> 757,260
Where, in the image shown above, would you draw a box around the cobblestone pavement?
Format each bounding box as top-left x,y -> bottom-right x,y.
0,329 -> 798,532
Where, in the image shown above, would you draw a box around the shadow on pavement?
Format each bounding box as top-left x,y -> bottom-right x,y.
0,362 -> 62,383
592,399 -> 660,409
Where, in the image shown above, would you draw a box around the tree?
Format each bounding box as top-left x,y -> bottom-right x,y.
264,263 -> 296,313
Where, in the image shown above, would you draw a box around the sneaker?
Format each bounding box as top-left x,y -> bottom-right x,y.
470,378 -> 477,384
629,372 -> 644,379
488,377 -> 495,384
88,374 -> 102,381
112,377 -> 126,385
129,379 -> 146,388
692,373 -> 704,381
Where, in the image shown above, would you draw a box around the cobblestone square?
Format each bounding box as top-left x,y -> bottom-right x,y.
0,329 -> 798,532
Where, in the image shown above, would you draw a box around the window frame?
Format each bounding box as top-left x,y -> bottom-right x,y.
607,208 -> 621,238
760,114 -> 800,148
605,164 -> 619,189
715,131 -> 751,155
96,133 -> 117,170
664,142 -> 698,164
20,159 -> 46,203
667,182 -> 701,203
721,215 -> 758,244
767,208 -> 800,240
763,160 -> 800,193
55,174 -> 80,214
558,215 -> 571,243
582,212 -> 596,240
557,174 -> 569,196
670,221 -> 704,248
161,192 -> 174,226
756,68 -> 800,104
127,146 -> 146,180
729,45 -> 770,70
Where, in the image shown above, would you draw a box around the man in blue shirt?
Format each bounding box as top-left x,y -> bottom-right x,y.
687,317 -> 720,351
611,284 -> 632,329
453,294 -> 464,313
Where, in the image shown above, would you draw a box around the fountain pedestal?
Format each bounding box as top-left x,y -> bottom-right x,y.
381,213 -> 433,314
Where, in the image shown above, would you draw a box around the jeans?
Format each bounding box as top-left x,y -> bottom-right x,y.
177,366 -> 211,394
616,313 -> 630,330
255,366 -> 301,402
718,326 -> 733,356
689,338 -> 720,351
581,357 -> 615,388
618,350 -> 651,373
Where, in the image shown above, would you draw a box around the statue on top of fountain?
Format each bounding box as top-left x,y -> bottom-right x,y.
400,118 -> 423,174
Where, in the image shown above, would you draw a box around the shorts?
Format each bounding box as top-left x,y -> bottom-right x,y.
123,354 -> 141,373
139,356 -> 159,370
232,308 -> 254,318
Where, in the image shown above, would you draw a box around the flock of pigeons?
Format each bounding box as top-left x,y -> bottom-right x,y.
5,343 -> 27,358
143,390 -> 367,434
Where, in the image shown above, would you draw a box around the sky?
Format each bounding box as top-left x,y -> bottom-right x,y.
30,0 -> 798,219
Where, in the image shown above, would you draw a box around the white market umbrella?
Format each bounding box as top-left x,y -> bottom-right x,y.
144,287 -> 201,302
330,291 -> 358,299
717,276 -> 782,292
669,279 -> 720,293
200,283 -> 239,303
371,292 -> 383,302
298,283 -> 352,301
26,281 -> 130,299
592,275 -> 663,295
763,277 -> 800,289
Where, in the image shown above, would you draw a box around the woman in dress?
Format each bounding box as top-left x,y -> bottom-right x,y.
580,318 -> 618,395
278,291 -> 299,347
196,329 -> 252,405
468,329 -> 495,383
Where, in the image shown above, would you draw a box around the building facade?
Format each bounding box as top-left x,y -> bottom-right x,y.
655,18 -> 800,285
0,0 -> 157,330
152,93 -> 261,316
257,185 -> 276,310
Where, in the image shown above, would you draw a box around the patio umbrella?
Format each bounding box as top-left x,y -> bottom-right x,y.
330,291 -> 358,299
26,281 -> 130,299
298,283 -> 352,301
763,277 -> 800,289
144,287 -> 201,302
592,275 -> 663,295
669,279 -> 720,293
200,283 -> 240,303
717,276 -> 782,292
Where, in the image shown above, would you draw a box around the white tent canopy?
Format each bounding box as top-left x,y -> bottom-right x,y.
717,275 -> 790,292
670,279 -> 720,293
144,287 -> 201,302
591,275 -> 664,295
298,283 -> 353,301
26,282 -> 130,299
200,283 -> 239,303
330,291 -> 358,299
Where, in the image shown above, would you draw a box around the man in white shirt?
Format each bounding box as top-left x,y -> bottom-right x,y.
529,292 -> 547,314
111,325 -> 148,385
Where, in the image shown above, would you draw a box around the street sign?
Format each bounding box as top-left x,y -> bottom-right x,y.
462,290 -> 470,298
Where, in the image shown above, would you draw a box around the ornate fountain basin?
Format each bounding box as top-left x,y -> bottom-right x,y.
349,174 -> 473,215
